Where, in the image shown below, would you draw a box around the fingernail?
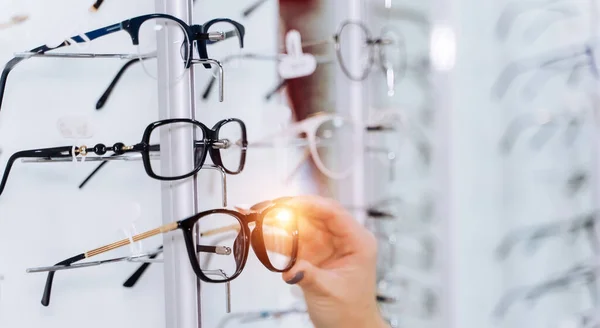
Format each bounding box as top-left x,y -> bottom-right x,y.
285,271 -> 304,285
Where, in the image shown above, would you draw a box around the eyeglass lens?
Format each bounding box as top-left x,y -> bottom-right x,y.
261,206 -> 297,270
148,121 -> 205,178
218,120 -> 245,173
337,22 -> 373,81
195,213 -> 244,281
137,18 -> 190,83
314,116 -> 355,177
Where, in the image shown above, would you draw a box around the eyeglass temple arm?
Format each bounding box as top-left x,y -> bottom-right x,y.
78,153 -> 228,208
90,0 -> 104,11
122,245 -> 164,288
491,44 -> 593,100
526,264 -> 599,301
2,21 -> 126,111
78,144 -> 160,189
36,222 -> 179,306
265,80 -> 288,101
496,213 -> 597,260
0,56 -> 28,111
495,262 -> 599,318
242,0 -> 269,17
0,146 -> 75,198
98,44 -> 228,108
495,0 -> 574,41
95,57 -> 146,110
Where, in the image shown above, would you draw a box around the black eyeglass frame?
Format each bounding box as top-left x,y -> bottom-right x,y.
0,14 -> 245,111
37,199 -> 299,306
94,17 -> 245,109
143,118 -> 248,178
0,118 -> 248,197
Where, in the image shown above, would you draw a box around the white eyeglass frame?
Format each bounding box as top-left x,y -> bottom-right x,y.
251,112 -> 357,180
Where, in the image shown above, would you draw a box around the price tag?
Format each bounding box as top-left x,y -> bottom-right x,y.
278,30 -> 317,79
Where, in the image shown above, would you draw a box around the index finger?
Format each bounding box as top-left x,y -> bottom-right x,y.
282,195 -> 367,243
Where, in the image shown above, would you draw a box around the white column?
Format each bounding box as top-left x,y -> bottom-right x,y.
429,0 -> 456,327
154,1 -> 201,328
334,0 -> 368,224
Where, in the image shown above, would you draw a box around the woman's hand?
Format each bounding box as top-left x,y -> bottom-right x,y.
281,195 -> 388,328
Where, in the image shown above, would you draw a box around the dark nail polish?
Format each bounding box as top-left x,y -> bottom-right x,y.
285,271 -> 304,285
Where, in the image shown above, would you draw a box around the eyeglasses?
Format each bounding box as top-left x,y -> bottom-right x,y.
114,199 -> 294,289
334,22 -> 407,85
499,109 -> 586,154
0,118 -> 247,197
27,199 -> 299,306
91,0 -> 257,110
495,0 -> 578,43
201,21 -> 409,101
494,260 -> 599,319
248,112 -> 356,180
0,14 -> 28,30
0,14 -> 245,111
495,211 -> 598,260
491,39 -> 598,101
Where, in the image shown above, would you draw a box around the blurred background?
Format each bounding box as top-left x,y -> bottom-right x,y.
0,0 -> 598,327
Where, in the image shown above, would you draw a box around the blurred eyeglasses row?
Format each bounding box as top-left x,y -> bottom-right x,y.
493,0 -> 599,326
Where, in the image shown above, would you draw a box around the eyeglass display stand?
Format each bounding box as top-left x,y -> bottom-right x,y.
154,0 -> 203,328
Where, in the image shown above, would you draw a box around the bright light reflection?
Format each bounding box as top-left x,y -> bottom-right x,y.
430,24 -> 456,71
275,209 -> 293,223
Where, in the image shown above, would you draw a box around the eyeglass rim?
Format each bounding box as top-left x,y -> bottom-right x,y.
140,118 -> 248,180
178,204 -> 299,283
301,114 -> 356,179
334,20 -> 375,81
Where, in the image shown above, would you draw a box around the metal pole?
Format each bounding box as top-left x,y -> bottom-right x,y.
154,0 -> 201,327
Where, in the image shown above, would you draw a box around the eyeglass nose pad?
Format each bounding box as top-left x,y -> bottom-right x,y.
194,142 -> 206,168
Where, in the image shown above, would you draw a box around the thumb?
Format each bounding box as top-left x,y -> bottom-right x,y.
282,259 -> 328,294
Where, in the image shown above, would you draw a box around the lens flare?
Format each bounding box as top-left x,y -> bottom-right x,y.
275,208 -> 293,223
